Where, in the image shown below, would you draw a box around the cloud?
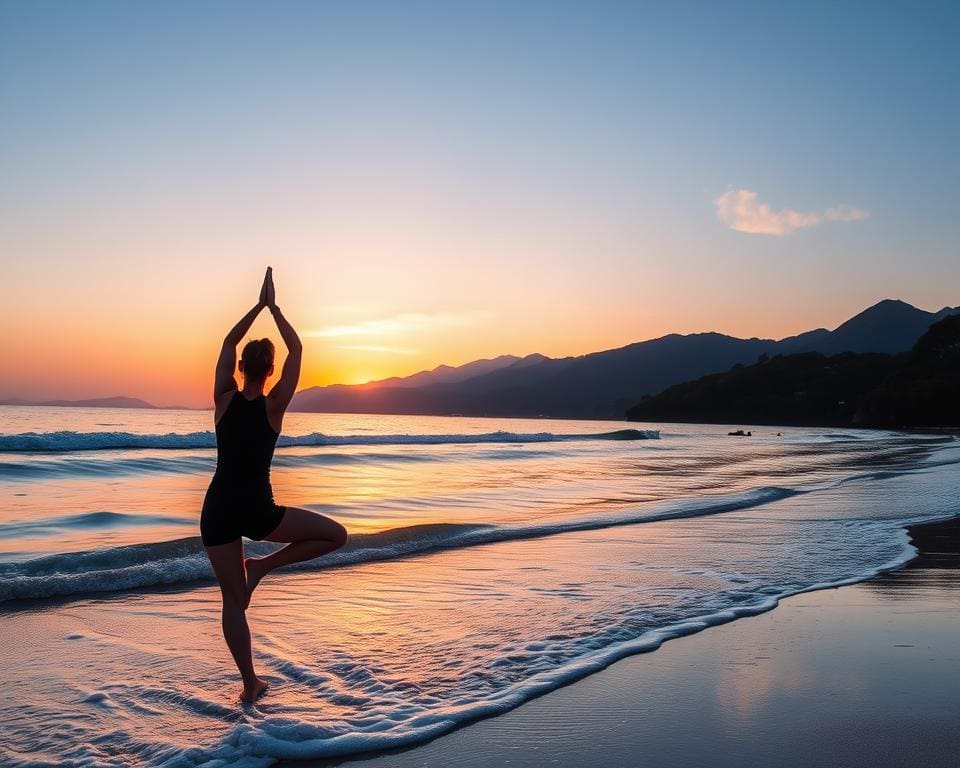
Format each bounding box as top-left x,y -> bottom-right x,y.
714,189 -> 869,236
306,311 -> 490,339
335,344 -> 418,355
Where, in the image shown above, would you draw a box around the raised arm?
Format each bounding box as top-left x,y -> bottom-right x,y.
266,303 -> 302,408
215,302 -> 265,399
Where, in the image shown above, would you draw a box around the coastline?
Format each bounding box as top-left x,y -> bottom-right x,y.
3,419 -> 957,766
303,517 -> 960,768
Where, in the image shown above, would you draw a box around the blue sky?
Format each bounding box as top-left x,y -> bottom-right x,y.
2,0 -> 959,402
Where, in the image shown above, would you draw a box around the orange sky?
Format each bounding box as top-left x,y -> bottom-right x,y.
5,248 -> 954,409
3,4 -> 959,408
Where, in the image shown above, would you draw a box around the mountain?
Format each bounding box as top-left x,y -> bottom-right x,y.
855,314 -> 960,427
290,299 -> 958,419
778,299 -> 959,356
0,396 -> 158,409
290,354 -> 554,415
441,333 -> 778,418
364,355 -> 528,388
9,300 -> 949,418
625,315 -> 960,429
625,352 -> 901,426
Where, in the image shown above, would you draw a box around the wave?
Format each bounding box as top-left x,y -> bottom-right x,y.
0,510 -> 190,539
0,447 -> 558,481
193,527 -> 922,767
0,428 -> 659,453
0,485 -> 793,604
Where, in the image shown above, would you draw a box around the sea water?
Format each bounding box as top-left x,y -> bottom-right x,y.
0,406 -> 957,766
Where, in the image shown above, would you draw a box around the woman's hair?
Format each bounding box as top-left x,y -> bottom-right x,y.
240,338 -> 275,381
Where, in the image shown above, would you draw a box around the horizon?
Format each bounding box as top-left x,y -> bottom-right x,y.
3,2 -> 959,408
1,295 -> 952,408
4,5 -> 960,762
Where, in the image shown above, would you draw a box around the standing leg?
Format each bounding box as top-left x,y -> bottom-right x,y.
206,539 -> 269,702
245,507 -> 348,603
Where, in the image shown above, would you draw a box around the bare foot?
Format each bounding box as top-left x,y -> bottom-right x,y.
240,677 -> 269,703
244,557 -> 268,608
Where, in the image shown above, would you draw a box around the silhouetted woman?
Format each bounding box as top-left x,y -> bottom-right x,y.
201,267 -> 348,702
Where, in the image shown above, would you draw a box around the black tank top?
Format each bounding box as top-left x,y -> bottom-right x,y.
212,390 -> 280,491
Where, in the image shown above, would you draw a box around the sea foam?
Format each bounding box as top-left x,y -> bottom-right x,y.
0,428 -> 658,452
0,485 -> 793,604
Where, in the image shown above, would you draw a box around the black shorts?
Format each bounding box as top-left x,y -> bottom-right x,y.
200,480 -> 286,547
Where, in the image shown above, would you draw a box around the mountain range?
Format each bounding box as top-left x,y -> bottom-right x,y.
0,396 -> 158,409
290,299 -> 959,419
4,300 -> 953,416
625,314 -> 960,428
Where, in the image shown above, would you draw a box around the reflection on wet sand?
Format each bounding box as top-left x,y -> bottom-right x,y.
865,518 -> 960,599
332,516 -> 960,768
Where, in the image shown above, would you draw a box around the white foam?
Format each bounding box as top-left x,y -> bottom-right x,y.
156,523 -> 925,767
0,485 -> 797,604
3,426 -> 958,768
0,428 -> 659,453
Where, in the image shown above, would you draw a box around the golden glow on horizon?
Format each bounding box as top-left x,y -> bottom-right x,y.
4,121 -> 955,409
3,2 -> 959,412
4,294 -> 955,409
4,240 -> 957,409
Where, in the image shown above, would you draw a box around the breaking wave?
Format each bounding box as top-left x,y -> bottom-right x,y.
0,428 -> 659,453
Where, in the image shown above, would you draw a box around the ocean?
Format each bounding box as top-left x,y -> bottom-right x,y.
1,405 -> 958,766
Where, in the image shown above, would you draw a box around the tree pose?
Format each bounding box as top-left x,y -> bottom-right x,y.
200,267 -> 348,702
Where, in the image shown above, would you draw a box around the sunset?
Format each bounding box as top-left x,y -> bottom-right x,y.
2,2 -> 959,767
5,3 -> 958,406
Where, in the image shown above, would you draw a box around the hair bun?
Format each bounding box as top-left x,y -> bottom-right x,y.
240,338 -> 276,380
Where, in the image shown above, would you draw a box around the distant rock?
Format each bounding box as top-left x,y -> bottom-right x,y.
0,396 -> 158,409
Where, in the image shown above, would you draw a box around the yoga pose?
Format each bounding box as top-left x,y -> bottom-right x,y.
201,267 -> 348,702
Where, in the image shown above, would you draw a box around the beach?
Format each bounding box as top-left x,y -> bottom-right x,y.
1,408 -> 959,766
6,2 -> 959,765
320,518 -> 960,768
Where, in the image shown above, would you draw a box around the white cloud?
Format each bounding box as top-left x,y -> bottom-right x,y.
306,311 -> 490,339
714,189 -> 869,236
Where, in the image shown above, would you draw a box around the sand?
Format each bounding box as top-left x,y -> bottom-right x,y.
306,519 -> 960,768
4,519 -> 957,767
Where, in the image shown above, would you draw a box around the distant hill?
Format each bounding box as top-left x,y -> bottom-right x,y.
290,353 -> 555,415
625,315 -> 960,429
8,299 -> 954,418
359,355 -> 530,389
293,336 -> 782,417
291,299 -> 958,419
777,299 -> 959,356
625,352 -> 901,426
855,315 -> 960,427
0,396 -> 158,409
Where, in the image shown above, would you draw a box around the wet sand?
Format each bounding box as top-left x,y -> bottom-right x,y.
310,518 -> 960,768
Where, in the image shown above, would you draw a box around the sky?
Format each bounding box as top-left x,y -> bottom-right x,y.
2,0 -> 958,407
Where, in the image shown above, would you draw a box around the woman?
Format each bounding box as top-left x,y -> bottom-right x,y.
201,267 -> 348,703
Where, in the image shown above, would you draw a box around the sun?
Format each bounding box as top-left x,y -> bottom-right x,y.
341,371 -> 381,386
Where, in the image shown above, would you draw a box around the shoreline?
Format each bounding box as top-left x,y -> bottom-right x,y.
3,422 -> 956,766
296,516 -> 960,768
6,400 -> 956,435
